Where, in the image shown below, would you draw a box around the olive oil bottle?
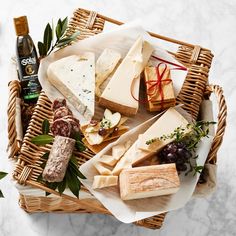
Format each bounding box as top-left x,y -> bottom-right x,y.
14,16 -> 41,102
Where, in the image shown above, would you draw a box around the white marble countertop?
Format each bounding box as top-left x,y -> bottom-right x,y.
0,0 -> 235,235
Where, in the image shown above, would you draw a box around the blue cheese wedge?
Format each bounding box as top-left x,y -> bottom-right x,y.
47,53 -> 95,120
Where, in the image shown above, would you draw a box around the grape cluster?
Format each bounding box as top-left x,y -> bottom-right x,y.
159,142 -> 192,172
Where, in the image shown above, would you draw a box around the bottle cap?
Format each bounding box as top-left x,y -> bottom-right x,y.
14,16 -> 29,36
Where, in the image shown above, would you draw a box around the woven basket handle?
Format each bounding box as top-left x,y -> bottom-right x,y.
206,84 -> 227,163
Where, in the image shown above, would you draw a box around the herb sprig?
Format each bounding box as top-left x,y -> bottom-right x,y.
38,17 -> 80,58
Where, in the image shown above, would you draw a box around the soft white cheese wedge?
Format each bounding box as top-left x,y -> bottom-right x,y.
95,49 -> 121,96
99,37 -> 154,116
119,164 -> 180,200
92,175 -> 118,189
47,53 -> 95,120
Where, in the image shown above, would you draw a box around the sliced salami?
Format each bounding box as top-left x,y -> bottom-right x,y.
51,118 -> 72,137
53,106 -> 72,120
63,115 -> 80,135
51,98 -> 67,111
42,136 -> 76,182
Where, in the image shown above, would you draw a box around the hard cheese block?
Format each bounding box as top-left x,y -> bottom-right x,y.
92,175 -> 118,189
95,48 -> 121,96
137,107 -> 189,153
47,53 -> 95,120
119,164 -> 180,200
99,36 -> 154,116
112,107 -> 189,172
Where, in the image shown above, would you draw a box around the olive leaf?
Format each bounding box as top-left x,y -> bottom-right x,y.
43,23 -> 53,53
58,179 -> 67,194
42,119 -> 50,134
0,172 -> 7,198
31,134 -> 54,145
0,172 -> 7,180
73,132 -> 86,152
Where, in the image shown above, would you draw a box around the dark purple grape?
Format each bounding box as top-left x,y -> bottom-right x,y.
166,153 -> 178,162
98,128 -> 107,136
166,143 -> 177,153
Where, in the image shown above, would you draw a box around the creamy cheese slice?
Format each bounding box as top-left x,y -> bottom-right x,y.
95,48 -> 121,96
47,53 -> 95,120
92,175 -> 118,189
99,37 -> 154,116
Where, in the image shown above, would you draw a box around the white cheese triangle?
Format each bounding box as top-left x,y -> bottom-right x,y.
99,37 -> 154,116
47,53 -> 95,120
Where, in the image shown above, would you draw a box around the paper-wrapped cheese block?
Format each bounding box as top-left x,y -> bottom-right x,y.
112,108 -> 189,173
99,36 -> 154,116
47,53 -> 95,120
144,66 -> 176,112
119,164 -> 180,200
92,175 -> 118,189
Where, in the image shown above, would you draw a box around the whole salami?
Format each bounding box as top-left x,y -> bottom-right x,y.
51,118 -> 72,137
51,98 -> 66,111
42,136 -> 75,182
53,106 -> 72,120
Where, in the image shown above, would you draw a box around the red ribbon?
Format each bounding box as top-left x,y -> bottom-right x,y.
130,56 -> 187,109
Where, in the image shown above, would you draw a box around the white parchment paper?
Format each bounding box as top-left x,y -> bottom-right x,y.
38,22 -> 187,125
79,107 -> 213,223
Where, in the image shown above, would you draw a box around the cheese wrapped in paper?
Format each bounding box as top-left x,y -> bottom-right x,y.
119,164 -> 180,200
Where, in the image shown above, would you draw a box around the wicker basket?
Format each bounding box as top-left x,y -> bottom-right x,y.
7,8 -> 227,229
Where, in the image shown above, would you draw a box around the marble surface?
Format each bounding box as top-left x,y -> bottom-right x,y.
0,0 -> 235,235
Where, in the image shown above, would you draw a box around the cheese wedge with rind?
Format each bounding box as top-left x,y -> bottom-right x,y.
99,37 -> 154,116
112,108 -> 189,173
119,164 -> 180,200
47,53 -> 95,120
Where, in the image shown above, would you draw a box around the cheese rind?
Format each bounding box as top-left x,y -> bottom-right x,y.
99,37 -> 154,116
92,175 -> 118,189
119,164 -> 180,200
95,49 -> 121,96
47,53 -> 95,120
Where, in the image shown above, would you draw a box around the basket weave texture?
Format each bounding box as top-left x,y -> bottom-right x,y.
7,8 -> 227,229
